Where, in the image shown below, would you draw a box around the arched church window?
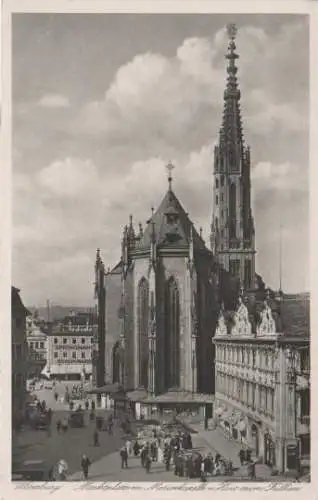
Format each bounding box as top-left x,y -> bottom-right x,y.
164,277 -> 180,389
112,342 -> 121,384
138,278 -> 149,388
229,182 -> 236,239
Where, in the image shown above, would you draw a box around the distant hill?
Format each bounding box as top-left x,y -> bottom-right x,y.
28,305 -> 95,322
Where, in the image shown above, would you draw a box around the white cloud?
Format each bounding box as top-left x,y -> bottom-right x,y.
38,93 -> 70,108
12,19 -> 309,303
37,158 -> 99,197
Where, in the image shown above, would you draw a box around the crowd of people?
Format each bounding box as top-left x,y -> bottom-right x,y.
115,423 -> 236,480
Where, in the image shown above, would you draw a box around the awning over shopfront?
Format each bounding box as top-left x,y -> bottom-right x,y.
86,382 -> 124,395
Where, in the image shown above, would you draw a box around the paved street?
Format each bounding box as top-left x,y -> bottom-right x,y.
13,384 -> 296,482
12,383 -> 125,477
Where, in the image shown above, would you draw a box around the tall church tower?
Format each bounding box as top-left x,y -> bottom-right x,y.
210,24 -> 256,290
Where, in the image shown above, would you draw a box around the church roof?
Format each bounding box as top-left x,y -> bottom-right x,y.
139,188 -> 207,251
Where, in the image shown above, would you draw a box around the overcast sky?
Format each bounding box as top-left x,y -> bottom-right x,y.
12,13 -> 309,307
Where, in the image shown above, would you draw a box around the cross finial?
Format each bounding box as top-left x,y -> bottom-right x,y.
166,161 -> 175,190
227,23 -> 237,40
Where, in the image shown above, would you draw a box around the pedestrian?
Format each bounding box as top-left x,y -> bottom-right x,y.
141,446 -> 147,468
91,400 -> 95,411
54,392 -> 58,402
93,428 -> 100,446
248,461 -> 256,480
133,440 -> 140,457
239,448 -> 245,466
200,459 -> 207,482
126,438 -> 132,456
145,454 -> 151,473
85,400 -> 89,411
81,454 -> 91,480
56,419 -> 61,433
120,446 -> 128,469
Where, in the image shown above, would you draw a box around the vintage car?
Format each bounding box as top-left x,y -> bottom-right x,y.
68,410 -> 85,428
12,460 -> 54,481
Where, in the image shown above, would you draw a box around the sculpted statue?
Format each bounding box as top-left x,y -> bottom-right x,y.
216,306 -> 228,336
257,301 -> 276,336
232,297 -> 252,336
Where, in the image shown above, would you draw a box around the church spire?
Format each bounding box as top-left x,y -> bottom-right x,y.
211,23 -> 256,291
218,23 -> 244,173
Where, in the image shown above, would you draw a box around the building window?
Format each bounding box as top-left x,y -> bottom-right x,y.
35,342 -> 39,349
30,342 -> 34,349
40,342 -> 44,349
81,352 -> 85,359
72,352 -> 76,359
63,351 -> 67,358
221,175 -> 224,186
54,338 -> 58,344
63,338 -> 67,345
81,338 -> 85,344
72,338 -> 76,345
216,195 -> 219,205
91,338 -> 93,343
15,344 -> 22,360
215,178 -> 219,188
221,193 -> 224,203
54,352 -> 58,359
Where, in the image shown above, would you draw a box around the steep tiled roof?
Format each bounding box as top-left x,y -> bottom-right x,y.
139,189 -> 207,251
11,286 -> 30,315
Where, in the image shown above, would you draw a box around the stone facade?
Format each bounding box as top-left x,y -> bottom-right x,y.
12,287 -> 29,415
213,296 -> 310,474
99,186 -> 217,397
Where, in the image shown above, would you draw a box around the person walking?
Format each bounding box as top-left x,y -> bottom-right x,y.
81,454 -> 91,480
93,428 -> 100,446
239,448 -> 245,466
145,454 -> 151,473
56,418 -> 61,433
120,446 -> 128,469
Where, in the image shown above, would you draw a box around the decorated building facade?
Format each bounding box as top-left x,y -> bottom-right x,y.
213,292 -> 310,475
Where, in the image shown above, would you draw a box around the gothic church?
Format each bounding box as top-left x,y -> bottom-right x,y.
94,24 -> 262,398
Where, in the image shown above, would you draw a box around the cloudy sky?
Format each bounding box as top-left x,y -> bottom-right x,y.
12,13 -> 309,307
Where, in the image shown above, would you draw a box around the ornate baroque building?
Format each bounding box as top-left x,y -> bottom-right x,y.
213,292 -> 310,475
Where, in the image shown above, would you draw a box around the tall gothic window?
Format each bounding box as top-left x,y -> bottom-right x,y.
138,278 -> 149,388
229,182 -> 236,240
165,277 -> 180,389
